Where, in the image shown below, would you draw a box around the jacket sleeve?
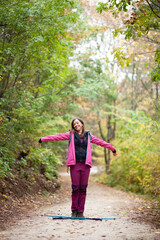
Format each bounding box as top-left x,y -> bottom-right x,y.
40,132 -> 70,142
91,135 -> 116,152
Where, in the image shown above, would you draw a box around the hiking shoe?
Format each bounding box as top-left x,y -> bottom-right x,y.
77,212 -> 84,218
71,210 -> 77,217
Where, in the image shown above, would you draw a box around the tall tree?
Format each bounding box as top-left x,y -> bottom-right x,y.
97,0 -> 160,117
0,0 -> 82,179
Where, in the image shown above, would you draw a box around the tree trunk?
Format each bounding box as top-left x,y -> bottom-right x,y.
106,116 -> 111,175
155,81 -> 159,120
131,61 -> 136,110
104,148 -> 107,172
112,100 -> 116,140
97,114 -> 115,175
155,81 -> 159,110
106,149 -> 111,175
97,114 -> 108,172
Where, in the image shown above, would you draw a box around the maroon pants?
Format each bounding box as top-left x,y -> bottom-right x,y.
70,162 -> 90,213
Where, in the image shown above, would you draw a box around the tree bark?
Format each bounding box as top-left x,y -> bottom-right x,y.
106,116 -> 111,175
155,81 -> 159,120
97,114 -> 108,172
97,114 -> 115,174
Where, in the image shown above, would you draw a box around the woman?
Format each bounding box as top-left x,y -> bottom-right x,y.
38,118 -> 117,218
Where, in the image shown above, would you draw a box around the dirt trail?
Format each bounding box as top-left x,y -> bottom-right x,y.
0,167 -> 159,240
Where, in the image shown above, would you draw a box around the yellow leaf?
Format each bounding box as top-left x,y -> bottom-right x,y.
2,194 -> 8,198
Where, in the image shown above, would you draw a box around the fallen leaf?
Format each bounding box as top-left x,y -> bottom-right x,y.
2,194 -> 8,198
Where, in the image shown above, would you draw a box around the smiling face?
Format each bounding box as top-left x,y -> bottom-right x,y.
73,119 -> 83,134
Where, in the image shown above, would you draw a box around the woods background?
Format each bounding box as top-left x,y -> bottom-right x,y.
0,0 -> 159,206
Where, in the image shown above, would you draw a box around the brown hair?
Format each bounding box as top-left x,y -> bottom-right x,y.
71,118 -> 85,138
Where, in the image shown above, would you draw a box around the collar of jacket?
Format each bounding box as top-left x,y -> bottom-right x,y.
66,131 -> 92,168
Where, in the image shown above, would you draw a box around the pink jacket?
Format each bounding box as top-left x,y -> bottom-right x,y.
41,132 -> 116,168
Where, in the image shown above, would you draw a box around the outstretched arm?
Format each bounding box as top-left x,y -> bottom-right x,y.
37,132 -> 70,146
91,134 -> 117,156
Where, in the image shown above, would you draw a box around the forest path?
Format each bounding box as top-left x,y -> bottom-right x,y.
0,166 -> 159,240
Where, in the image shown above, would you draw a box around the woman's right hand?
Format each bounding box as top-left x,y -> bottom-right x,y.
37,142 -> 41,147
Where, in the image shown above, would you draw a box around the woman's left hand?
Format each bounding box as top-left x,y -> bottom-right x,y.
113,153 -> 118,156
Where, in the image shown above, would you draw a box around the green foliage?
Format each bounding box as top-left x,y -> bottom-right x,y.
112,47 -> 131,68
0,0 -> 82,180
97,0 -> 129,14
97,0 -> 160,39
150,48 -> 160,82
72,57 -> 117,106
97,0 -> 160,81
0,147 -> 14,178
0,0 -> 80,97
26,148 -> 62,180
106,110 -> 160,201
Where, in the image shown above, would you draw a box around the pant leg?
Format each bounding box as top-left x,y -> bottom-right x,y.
78,163 -> 90,213
70,163 -> 81,212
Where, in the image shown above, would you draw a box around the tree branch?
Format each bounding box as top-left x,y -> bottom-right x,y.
97,114 -> 106,141
149,0 -> 160,9
145,0 -> 160,18
139,35 -> 160,45
132,50 -> 157,55
140,78 -> 154,100
56,78 -> 75,95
